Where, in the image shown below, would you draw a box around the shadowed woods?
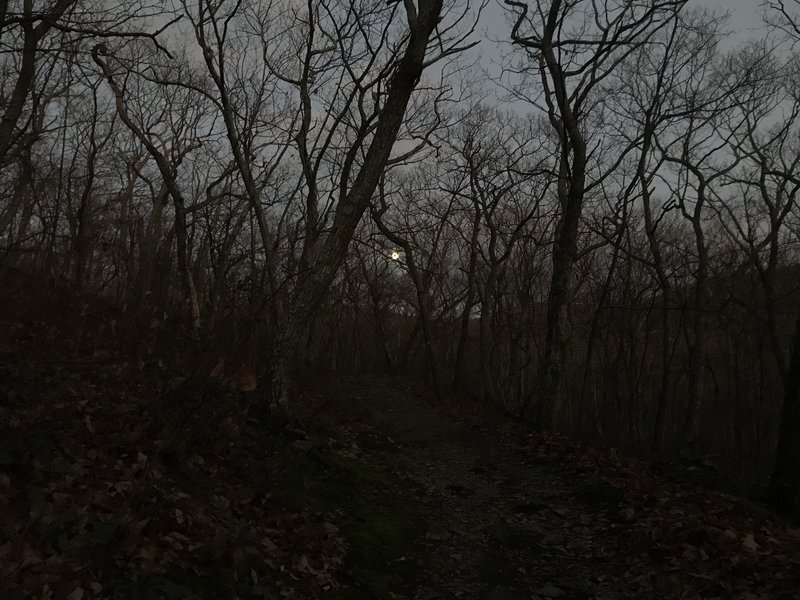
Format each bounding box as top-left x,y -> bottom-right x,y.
2,272 -> 800,598
3,0 -> 800,508
4,0 -> 800,597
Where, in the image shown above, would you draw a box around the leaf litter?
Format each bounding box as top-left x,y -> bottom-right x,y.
2,281 -> 800,599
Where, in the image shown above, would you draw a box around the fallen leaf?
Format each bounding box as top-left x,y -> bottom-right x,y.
67,587 -> 84,600
535,584 -> 565,598
742,534 -> 760,553
21,544 -> 41,569
209,358 -> 225,380
238,365 -> 258,392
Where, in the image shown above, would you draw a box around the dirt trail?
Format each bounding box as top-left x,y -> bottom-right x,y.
330,376 -> 643,600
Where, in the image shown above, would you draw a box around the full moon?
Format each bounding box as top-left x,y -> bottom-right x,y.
391,251 -> 401,261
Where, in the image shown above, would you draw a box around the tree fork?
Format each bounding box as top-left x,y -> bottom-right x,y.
275,0 -> 445,408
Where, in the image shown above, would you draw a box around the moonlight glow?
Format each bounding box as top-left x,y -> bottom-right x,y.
391,251 -> 401,261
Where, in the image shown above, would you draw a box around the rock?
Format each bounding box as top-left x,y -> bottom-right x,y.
534,585 -> 565,598
686,528 -> 710,547
425,524 -> 452,540
541,533 -> 565,545
291,440 -> 313,452
490,521 -> 513,544
485,584 -> 513,600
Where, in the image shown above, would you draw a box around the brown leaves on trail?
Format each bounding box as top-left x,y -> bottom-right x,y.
507,426 -> 800,600
238,365 -> 259,393
741,533 -> 760,553
205,359 -> 258,393
0,341 -> 346,599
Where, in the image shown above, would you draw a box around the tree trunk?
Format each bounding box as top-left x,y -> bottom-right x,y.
414,274 -> 445,400
523,174 -> 584,429
479,269 -> 501,406
137,184 -> 168,307
73,98 -> 102,292
453,206 -> 481,389
94,48 -> 201,338
768,313 -> 800,514
0,158 -> 32,242
683,213 -> 708,449
652,286 -> 673,454
277,0 -> 445,405
522,19 -> 588,428
0,0 -> 75,165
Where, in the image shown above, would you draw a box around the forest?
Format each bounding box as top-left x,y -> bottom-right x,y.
3,1 -> 800,597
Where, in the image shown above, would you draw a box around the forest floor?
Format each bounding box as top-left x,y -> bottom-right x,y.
2,270 -> 800,599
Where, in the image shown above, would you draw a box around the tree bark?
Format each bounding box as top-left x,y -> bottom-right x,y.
277,0 -> 445,403
93,48 -> 201,337
769,313 -> 800,514
453,206 -> 481,389
524,150 -> 585,429
683,218 -> 707,449
0,0 -> 76,165
516,0 -> 588,430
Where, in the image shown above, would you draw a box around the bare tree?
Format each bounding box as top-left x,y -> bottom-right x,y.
92,44 -> 211,336
608,9 -> 723,453
275,0 -> 481,406
440,105 -> 549,407
0,0 -> 173,166
504,0 -> 688,429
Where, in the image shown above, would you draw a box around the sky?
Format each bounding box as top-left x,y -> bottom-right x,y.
464,0 -> 772,98
697,0 -> 762,33
478,0 -> 767,48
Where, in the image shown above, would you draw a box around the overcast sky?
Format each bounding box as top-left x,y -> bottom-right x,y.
479,0 -> 768,45
695,0 -> 766,38
699,0 -> 758,22
467,0 -> 773,95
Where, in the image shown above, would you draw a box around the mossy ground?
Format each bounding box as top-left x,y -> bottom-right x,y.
271,432 -> 425,598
